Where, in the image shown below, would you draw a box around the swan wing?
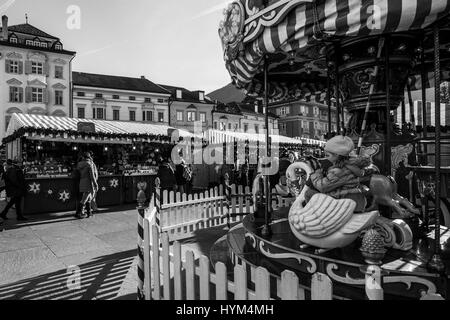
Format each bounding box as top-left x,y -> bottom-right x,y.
289,194 -> 356,239
341,211 -> 380,235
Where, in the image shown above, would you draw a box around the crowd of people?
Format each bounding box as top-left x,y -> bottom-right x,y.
158,156 -> 193,194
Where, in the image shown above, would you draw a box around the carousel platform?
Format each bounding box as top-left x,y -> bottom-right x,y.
211,208 -> 450,300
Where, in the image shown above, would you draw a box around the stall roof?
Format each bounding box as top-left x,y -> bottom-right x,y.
205,129 -> 324,146
4,113 -> 196,141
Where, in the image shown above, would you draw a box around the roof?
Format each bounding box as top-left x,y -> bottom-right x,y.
213,103 -> 242,115
0,40 -> 76,56
239,103 -> 278,119
207,83 -> 247,104
205,129 -> 304,145
73,72 -> 170,95
4,114 -> 197,142
1,23 -> 59,40
159,84 -> 214,104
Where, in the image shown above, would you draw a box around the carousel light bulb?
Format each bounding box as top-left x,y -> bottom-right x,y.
104,146 -> 108,151
397,43 -> 407,51
367,46 -> 376,54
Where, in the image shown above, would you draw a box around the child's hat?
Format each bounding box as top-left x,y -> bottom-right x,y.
324,136 -> 355,156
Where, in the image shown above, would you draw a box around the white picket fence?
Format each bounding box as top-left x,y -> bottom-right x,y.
140,186 -> 445,300
154,185 -> 294,241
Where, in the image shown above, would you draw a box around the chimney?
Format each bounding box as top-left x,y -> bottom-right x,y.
1,15 -> 8,41
140,75 -> 146,79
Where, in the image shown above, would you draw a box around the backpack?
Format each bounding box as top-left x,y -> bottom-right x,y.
182,164 -> 192,182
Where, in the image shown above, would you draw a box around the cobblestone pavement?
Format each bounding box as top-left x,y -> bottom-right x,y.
0,202 -> 228,300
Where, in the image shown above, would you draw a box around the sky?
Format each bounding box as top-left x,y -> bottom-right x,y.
1,0 -> 234,93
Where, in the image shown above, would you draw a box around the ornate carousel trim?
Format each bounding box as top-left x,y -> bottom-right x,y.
326,263 -> 366,285
383,276 -> 437,295
259,240 -> 318,273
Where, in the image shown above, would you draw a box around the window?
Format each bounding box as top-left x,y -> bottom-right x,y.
279,107 -> 288,116
26,40 -> 33,46
9,60 -> 19,73
9,87 -> 22,102
228,123 -> 232,130
214,122 -> 218,129
144,98 -> 152,103
176,111 -> 183,121
187,111 -> 196,122
244,123 -> 248,133
113,110 -> 120,121
129,96 -> 136,101
10,37 -> 18,44
31,61 -> 44,75
78,107 -> 85,119
40,42 -> 48,48
32,88 -> 44,103
199,112 -> 206,123
255,125 -> 259,134
77,92 -> 85,97
158,112 -> 164,122
113,95 -> 120,100
55,66 -> 63,79
314,107 -> 319,116
143,111 -> 153,122
220,122 -> 226,131
93,108 -> 105,119
300,106 -> 306,114
33,40 -> 40,47
129,110 -> 136,121
55,43 -> 62,50
157,98 -> 164,103
55,90 -> 63,105
95,93 -> 103,99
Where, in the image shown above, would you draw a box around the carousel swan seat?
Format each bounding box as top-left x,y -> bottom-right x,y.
288,193 -> 379,249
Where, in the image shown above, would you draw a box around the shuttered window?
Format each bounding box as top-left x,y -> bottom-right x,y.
55,90 -> 63,105
9,87 -> 23,102
31,88 -> 44,103
31,62 -> 44,75
5,60 -> 23,74
113,110 -> 120,120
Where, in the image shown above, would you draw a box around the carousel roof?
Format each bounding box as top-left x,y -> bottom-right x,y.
4,113 -> 197,141
219,0 -> 450,100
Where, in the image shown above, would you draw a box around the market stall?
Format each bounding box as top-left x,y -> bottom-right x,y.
2,113 -> 194,214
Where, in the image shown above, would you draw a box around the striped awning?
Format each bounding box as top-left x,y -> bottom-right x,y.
5,113 -> 197,141
220,0 -> 450,100
204,128 -> 318,145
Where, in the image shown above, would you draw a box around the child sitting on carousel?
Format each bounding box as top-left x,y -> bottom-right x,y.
304,135 -> 377,212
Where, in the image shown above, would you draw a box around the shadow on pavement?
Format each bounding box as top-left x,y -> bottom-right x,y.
0,249 -> 137,300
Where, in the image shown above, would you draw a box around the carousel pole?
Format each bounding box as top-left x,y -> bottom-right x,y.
421,37 -> 428,165
326,53 -> 332,137
384,35 -> 392,176
401,98 -> 406,130
334,43 -> 341,134
427,25 -> 445,273
262,56 -> 272,237
406,83 -> 416,131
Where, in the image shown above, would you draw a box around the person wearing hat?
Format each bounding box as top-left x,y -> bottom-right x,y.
76,152 -> 98,219
0,159 -> 27,221
305,136 -> 373,211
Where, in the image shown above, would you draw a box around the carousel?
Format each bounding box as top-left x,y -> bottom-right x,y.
214,0 -> 450,299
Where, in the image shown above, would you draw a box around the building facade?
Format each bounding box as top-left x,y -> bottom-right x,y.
269,100 -> 347,140
161,85 -> 215,133
73,72 -> 171,124
0,15 -> 76,140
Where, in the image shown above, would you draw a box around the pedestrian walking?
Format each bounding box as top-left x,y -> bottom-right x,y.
158,157 -> 177,193
76,152 -> 98,219
0,161 -> 6,199
71,158 -> 82,217
175,158 -> 192,194
89,152 -> 99,214
0,159 -> 27,221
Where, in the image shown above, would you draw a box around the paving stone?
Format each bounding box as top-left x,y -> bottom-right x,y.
0,227 -> 46,253
96,230 -> 137,252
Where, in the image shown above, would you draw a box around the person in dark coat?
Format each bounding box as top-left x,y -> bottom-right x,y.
175,158 -> 188,194
76,152 -> 98,219
71,158 -> 82,217
158,157 -> 176,193
0,159 -> 27,221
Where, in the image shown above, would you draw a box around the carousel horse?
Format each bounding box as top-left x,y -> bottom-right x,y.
285,156 -> 420,219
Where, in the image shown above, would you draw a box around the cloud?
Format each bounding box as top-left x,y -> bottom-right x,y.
77,39 -> 132,57
0,0 -> 16,14
189,0 -> 233,21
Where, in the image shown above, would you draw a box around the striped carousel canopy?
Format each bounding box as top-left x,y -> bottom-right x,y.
219,0 -> 450,100
4,113 -> 197,142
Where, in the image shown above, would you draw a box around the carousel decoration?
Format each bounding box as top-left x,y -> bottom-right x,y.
217,0 -> 450,299
109,179 -> 119,188
58,190 -> 71,203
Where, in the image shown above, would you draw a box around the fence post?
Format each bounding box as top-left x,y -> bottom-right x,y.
224,173 -> 231,229
155,178 -> 161,233
137,182 -> 148,300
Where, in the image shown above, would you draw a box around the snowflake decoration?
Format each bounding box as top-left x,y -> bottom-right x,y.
101,186 -> 106,192
58,190 -> 70,202
109,179 -> 119,188
47,189 -> 53,195
28,182 -> 40,194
